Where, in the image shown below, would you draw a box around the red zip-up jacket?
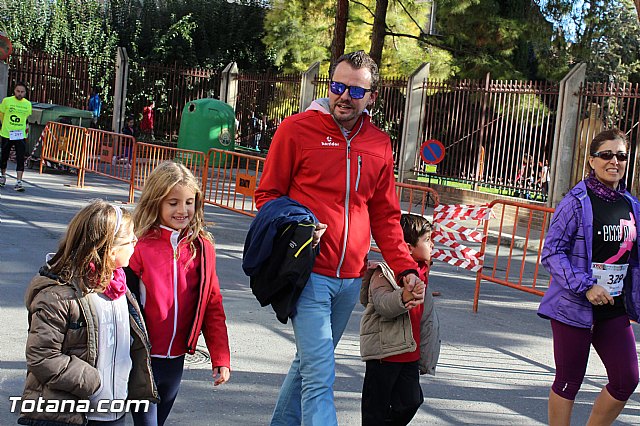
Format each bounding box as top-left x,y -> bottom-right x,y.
129,226 -> 230,369
255,101 -> 417,279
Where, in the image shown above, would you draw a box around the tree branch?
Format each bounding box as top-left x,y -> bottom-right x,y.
350,0 -> 376,19
395,0 -> 424,34
384,30 -> 463,54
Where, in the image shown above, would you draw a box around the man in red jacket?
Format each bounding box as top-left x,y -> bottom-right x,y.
255,50 -> 424,426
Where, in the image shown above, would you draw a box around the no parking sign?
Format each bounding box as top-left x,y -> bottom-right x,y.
420,139 -> 445,164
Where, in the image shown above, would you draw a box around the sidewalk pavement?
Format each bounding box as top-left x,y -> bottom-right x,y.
1,170 -> 640,425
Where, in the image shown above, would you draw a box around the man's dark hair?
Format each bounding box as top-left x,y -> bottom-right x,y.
14,81 -> 27,91
330,50 -> 379,92
400,214 -> 432,246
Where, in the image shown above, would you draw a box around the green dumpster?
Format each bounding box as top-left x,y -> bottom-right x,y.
177,98 -> 235,166
27,103 -> 93,156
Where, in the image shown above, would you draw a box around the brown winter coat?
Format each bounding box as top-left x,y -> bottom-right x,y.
360,262 -> 441,375
18,270 -> 158,426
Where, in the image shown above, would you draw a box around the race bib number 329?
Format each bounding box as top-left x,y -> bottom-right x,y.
591,263 -> 627,297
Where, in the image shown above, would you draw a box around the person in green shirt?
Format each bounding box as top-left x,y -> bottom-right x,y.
0,82 -> 32,192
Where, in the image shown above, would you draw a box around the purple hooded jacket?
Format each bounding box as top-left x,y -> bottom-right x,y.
538,180 -> 640,328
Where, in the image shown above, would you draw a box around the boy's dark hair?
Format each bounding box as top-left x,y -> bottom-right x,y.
400,214 -> 432,246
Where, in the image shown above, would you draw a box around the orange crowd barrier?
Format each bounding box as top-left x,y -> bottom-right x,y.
202,149 -> 264,217
39,122 -> 88,186
395,182 -> 440,215
37,123 -> 560,317
36,124 -> 443,257
84,128 -> 136,184
128,142 -> 208,203
199,150 -> 441,222
473,199 -> 554,312
39,123 -> 138,188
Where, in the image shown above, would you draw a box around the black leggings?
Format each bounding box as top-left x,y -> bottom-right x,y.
0,137 -> 26,172
132,355 -> 185,426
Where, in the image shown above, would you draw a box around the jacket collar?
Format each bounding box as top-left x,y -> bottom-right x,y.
158,225 -> 192,248
306,97 -> 371,137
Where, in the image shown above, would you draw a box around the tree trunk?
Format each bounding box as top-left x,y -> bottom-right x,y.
369,0 -> 389,68
635,0 -> 640,21
330,0 -> 349,69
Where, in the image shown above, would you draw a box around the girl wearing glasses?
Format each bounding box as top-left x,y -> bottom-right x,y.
539,128 -> 640,425
18,201 -> 157,426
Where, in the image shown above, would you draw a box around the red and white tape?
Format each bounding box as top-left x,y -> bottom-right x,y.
432,248 -> 482,272
433,204 -> 493,222
435,220 -> 484,242
432,234 -> 482,260
432,204 -> 492,271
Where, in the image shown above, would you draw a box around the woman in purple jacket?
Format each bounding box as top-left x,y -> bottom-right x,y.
538,128 -> 640,426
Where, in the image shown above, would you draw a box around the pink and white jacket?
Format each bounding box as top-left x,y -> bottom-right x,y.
128,226 -> 230,370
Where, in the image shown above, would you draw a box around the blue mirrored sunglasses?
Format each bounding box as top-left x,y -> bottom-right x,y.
329,81 -> 372,100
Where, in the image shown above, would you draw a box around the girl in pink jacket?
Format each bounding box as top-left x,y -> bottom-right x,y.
128,161 -> 231,426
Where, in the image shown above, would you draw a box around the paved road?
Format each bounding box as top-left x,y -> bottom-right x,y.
1,170 -> 639,425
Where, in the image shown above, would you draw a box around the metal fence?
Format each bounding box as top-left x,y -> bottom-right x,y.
234,72 -> 301,151
126,62 -> 222,140
416,78 -> 560,201
7,50 -> 115,129
572,82 -> 640,194
7,50 -> 93,110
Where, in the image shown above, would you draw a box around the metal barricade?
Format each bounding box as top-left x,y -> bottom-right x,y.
395,182 -> 440,215
39,122 -> 88,187
128,142 -> 208,203
203,149 -> 263,217
473,199 -> 554,312
367,183 -> 440,254
200,150 -> 440,221
84,128 -> 136,184
37,127 -> 441,237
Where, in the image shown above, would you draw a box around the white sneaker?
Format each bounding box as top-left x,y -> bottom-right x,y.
0,175 -> 5,187
14,180 -> 24,192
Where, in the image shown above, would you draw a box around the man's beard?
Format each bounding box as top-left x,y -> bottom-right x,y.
330,101 -> 359,125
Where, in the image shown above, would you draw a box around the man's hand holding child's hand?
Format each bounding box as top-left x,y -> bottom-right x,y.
402,273 -> 425,309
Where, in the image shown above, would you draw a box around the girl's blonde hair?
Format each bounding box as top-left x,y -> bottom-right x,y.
134,161 -> 211,244
48,200 -> 133,293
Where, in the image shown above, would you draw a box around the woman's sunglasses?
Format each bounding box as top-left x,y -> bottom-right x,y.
329,81 -> 372,100
591,150 -> 629,162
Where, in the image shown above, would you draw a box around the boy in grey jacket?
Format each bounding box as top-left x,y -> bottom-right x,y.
360,214 -> 441,425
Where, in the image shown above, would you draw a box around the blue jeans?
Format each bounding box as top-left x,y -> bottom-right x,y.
271,273 -> 361,426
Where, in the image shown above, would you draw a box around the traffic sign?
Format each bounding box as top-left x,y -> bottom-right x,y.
0,35 -> 13,62
420,139 -> 445,164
